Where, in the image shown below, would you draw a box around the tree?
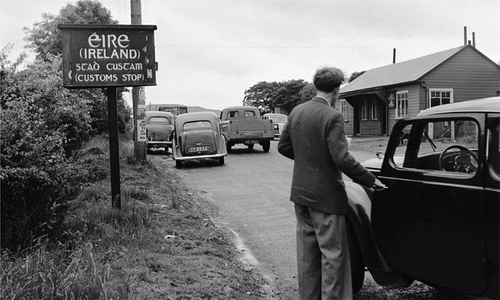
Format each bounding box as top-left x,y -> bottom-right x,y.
299,82 -> 316,103
23,0 -> 130,135
273,79 -> 309,113
24,0 -> 117,61
243,81 -> 279,114
348,71 -> 366,83
244,79 -> 310,114
0,44 -> 27,80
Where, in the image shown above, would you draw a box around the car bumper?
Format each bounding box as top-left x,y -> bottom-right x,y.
173,153 -> 226,161
147,141 -> 172,148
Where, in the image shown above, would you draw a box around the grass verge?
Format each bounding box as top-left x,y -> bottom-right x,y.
0,135 -> 267,300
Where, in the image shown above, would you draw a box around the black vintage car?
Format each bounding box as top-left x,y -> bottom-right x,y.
145,111 -> 174,152
171,111 -> 227,168
346,97 -> 499,299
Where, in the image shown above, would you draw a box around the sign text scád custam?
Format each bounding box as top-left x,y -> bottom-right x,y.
59,24 -> 157,88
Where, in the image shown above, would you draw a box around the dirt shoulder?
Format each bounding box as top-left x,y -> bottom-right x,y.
120,155 -> 272,299
349,136 -> 390,154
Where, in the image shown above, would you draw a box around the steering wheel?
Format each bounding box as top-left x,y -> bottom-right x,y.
439,145 -> 478,173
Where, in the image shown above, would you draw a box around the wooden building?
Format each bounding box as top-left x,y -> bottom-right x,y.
338,45 -> 500,136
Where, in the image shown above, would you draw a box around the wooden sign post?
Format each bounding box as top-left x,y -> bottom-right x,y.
59,24 -> 157,208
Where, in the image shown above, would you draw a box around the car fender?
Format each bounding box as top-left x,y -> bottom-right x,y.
346,181 -> 413,288
171,131 -> 182,160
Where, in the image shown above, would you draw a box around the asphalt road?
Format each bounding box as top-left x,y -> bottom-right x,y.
159,141 -> 438,299
160,141 -> 378,298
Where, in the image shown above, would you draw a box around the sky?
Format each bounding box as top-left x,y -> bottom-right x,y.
1,0 -> 499,110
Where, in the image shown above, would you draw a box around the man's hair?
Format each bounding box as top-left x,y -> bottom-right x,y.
313,67 -> 344,93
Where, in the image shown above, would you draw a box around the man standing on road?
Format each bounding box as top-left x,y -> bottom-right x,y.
278,66 -> 386,300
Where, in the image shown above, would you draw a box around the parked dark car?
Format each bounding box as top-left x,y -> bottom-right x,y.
346,97 -> 499,299
145,111 -> 174,152
172,111 -> 227,168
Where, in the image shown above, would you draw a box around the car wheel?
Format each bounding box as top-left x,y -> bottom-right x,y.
226,142 -> 232,153
347,219 -> 365,294
218,157 -> 224,165
175,160 -> 182,169
262,140 -> 270,152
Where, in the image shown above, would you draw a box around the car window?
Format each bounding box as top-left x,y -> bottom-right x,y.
395,118 -> 479,174
228,111 -> 239,118
244,110 -> 256,118
488,117 -> 500,176
149,117 -> 171,124
269,115 -> 287,123
183,121 -> 211,131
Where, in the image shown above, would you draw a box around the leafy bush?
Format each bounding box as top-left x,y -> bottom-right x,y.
0,54 -> 91,252
1,54 -> 93,156
0,132 -> 89,251
0,48 -> 129,252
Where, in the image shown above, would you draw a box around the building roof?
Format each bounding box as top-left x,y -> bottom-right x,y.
340,45 -> 469,96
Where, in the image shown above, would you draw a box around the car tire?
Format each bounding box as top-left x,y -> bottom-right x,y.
175,160 -> 182,169
218,157 -> 224,165
262,140 -> 270,152
226,142 -> 232,153
347,219 -> 365,294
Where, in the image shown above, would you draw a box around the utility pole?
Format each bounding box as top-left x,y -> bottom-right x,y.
131,0 -> 147,161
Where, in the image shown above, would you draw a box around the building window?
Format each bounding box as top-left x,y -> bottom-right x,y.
371,100 -> 379,120
430,89 -> 453,108
396,91 -> 408,119
362,99 -> 369,120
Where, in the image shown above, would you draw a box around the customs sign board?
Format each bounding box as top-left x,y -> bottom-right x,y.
59,24 -> 157,88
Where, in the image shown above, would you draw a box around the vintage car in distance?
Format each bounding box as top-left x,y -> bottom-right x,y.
145,111 -> 174,152
345,97 -> 499,299
263,113 -> 288,139
171,111 -> 227,168
220,106 -> 274,152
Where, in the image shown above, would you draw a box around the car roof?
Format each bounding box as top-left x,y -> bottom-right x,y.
145,111 -> 174,118
263,113 -> 287,116
417,96 -> 500,117
175,111 -> 218,122
222,106 -> 258,111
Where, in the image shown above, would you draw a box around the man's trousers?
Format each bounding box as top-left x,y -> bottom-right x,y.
295,204 -> 352,300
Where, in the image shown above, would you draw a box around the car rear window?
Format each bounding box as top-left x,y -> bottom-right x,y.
149,117 -> 171,124
184,121 -> 211,131
228,111 -> 239,118
244,110 -> 256,118
272,116 -> 287,123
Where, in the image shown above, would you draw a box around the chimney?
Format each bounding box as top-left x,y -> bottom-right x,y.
464,26 -> 467,45
472,32 -> 476,48
393,48 -> 396,64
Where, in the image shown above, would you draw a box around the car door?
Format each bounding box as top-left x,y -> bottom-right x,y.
483,114 -> 500,298
372,114 -> 488,295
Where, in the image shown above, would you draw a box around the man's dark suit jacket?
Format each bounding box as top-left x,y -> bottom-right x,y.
278,97 -> 375,214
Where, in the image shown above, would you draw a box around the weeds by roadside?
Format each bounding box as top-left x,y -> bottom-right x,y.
1,135 -> 267,299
